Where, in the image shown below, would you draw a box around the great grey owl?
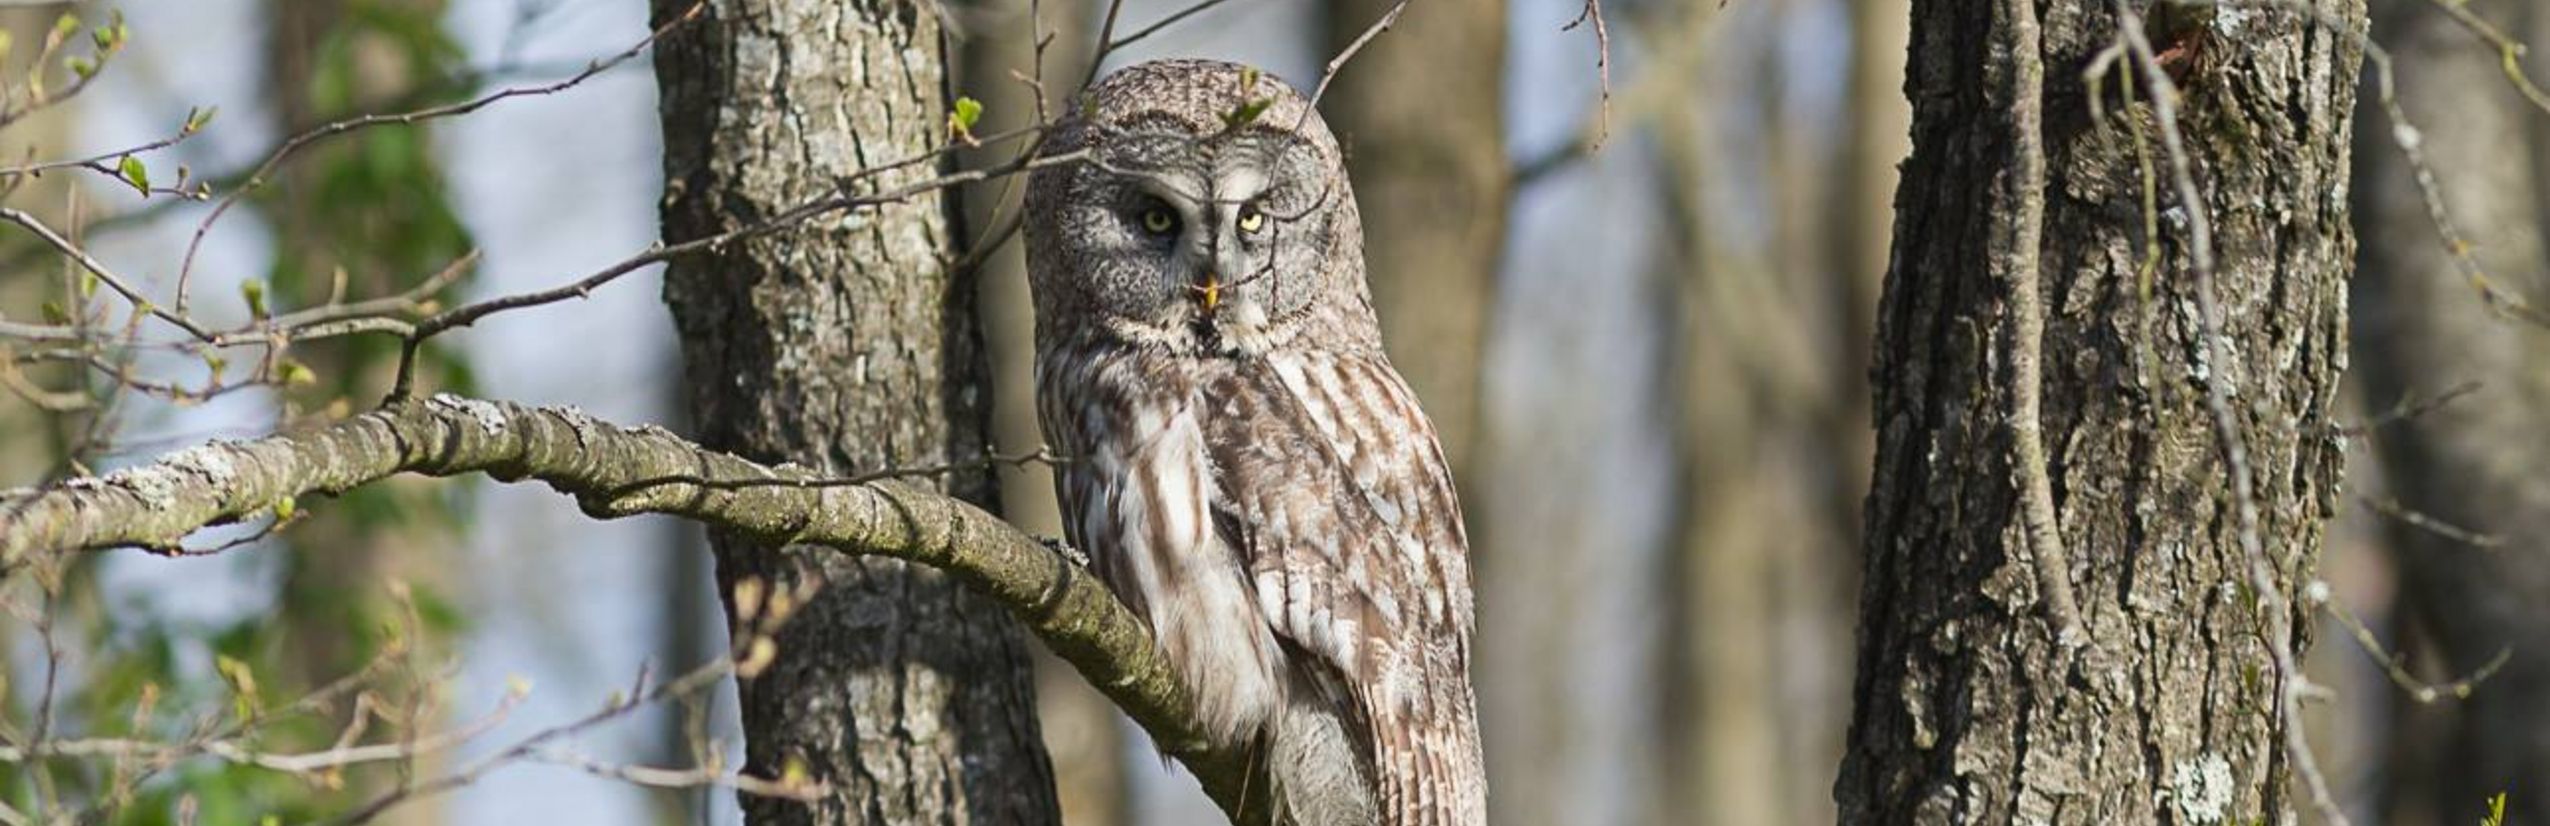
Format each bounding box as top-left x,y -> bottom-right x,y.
1024,59 -> 1486,826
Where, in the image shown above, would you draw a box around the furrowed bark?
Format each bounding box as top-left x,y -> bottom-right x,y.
1836,1 -> 2362,822
650,0 -> 1046,821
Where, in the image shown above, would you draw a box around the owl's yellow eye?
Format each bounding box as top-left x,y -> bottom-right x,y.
1140,207 -> 1178,235
1236,207 -> 1266,235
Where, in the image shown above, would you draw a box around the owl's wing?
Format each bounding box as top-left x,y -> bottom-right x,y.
1202,350 -> 1484,826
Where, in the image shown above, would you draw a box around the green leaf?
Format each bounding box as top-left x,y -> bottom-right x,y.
40,300 -> 67,325
65,55 -> 94,79
213,654 -> 260,721
116,154 -> 148,194
272,496 -> 295,521
185,105 -> 218,133
240,279 -> 267,320
1220,97 -> 1273,129
52,13 -> 79,38
277,360 -> 316,386
947,95 -> 984,143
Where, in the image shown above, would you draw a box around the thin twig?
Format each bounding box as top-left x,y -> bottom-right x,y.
171,2 -> 707,313
0,207 -> 213,340
526,748 -> 820,801
1563,0 -> 1613,148
2333,381 -> 2481,438
384,148 -> 1090,399
1307,0 -> 1411,108
2420,0 -> 2550,116
329,658 -> 793,825
1104,0 -> 1248,55
0,116 -> 201,178
2316,588 -> 2510,704
2360,494 -> 2506,549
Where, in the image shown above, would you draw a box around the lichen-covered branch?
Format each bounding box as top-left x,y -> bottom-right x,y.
0,394 -> 1270,821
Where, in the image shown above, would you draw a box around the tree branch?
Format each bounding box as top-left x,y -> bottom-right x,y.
0,394 -> 1271,822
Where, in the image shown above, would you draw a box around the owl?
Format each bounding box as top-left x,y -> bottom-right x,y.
1024,59 -> 1486,826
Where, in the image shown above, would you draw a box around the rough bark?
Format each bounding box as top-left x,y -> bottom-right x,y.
1321,0 -> 1506,477
650,1 -> 1053,822
1836,1 -> 2362,822
2353,0 -> 2550,821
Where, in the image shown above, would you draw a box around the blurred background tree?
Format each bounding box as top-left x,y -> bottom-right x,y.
0,1 -> 480,820
2353,0 -> 2550,822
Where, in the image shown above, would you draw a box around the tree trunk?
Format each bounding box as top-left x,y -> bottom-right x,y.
651,2 -> 1058,823
2353,0 -> 2550,821
1837,1 -> 2362,822
1321,0 -> 1506,477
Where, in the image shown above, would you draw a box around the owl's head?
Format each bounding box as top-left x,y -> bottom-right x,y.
1025,59 -> 1379,358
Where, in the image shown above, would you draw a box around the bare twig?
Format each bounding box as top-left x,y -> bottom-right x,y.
0,207 -> 213,340
2360,493 -> 2506,550
2420,0 -> 2550,116
172,2 -> 707,313
2316,587 -> 2510,704
2334,381 -> 2481,438
384,148 -> 1090,399
1307,0 -> 1410,108
1563,0 -> 1613,148
328,659 -> 803,825
1079,0 -> 1132,92
0,114 -> 202,178
1103,0 -> 1248,55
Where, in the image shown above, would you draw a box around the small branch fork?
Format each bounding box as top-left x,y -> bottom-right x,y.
169,2 -> 707,314
0,600 -> 820,823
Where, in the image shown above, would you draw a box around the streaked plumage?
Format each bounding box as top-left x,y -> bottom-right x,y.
1024,59 -> 1485,826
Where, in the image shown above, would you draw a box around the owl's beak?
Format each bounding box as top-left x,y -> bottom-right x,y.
1197,273 -> 1223,314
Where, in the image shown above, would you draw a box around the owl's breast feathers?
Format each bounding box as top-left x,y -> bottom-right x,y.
1038,341 -> 1485,825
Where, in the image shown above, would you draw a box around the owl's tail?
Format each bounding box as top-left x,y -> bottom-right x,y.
1364,678 -> 1488,826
